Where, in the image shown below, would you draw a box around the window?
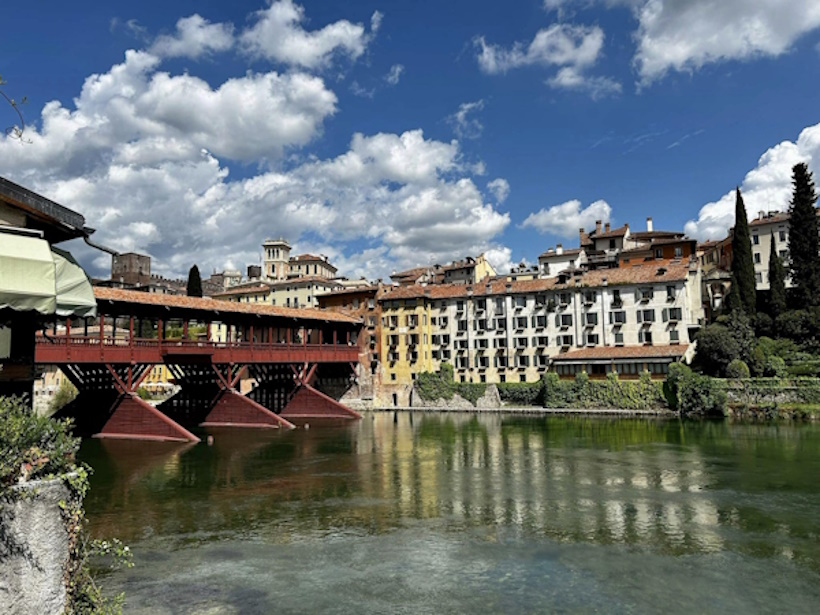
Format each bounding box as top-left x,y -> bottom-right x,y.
457,320 -> 468,332
480,375 -> 486,383
368,298 -> 375,309
500,374 -> 506,383
666,285 -> 676,301
390,373 -> 396,381
495,318 -> 507,331
515,337 -> 529,348
779,230 -> 787,242
638,287 -> 654,301
754,253 -> 761,264
534,336 -> 548,347
610,239 -> 616,250
515,296 -> 527,309
388,335 -> 399,346
637,309 -> 655,323
663,307 -> 682,322
515,316 -> 528,329
456,300 -> 465,313
557,314 -> 573,328
456,339 -> 469,350
559,335 -> 573,347
674,247 -> 683,258
495,356 -> 508,368
475,338 -> 489,350
755,272 -> 763,283
753,234 -> 759,245
474,318 -> 488,331
520,374 -> 527,383
494,338 -> 508,348
609,311 -> 626,325
440,317 -> 449,328
476,299 -> 486,311
612,289 -> 622,307
533,315 -> 547,329
585,334 -> 599,346
517,355 -> 530,368
614,332 -> 624,346
559,292 -> 571,306
655,248 -> 663,259
585,313 -> 598,326
583,291 -> 596,305
456,357 -> 469,369
408,315 -> 418,328
669,329 -> 680,343
638,330 -> 653,345
476,356 -> 489,369
779,250 -> 788,259
495,298 -> 505,311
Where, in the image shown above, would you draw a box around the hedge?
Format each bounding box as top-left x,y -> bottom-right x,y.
497,381 -> 543,406
541,372 -> 667,410
416,364 -> 487,406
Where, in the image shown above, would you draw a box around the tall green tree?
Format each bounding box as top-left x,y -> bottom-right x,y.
787,162 -> 820,307
768,232 -> 787,318
730,187 -> 757,314
186,264 -> 203,297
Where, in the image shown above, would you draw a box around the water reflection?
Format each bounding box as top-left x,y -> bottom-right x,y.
80,413 -> 820,573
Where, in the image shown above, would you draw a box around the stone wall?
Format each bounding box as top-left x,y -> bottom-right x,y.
0,476 -> 75,615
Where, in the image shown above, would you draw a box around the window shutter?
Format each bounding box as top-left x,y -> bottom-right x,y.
637,311 -> 643,323
555,314 -> 560,327
662,308 -> 668,322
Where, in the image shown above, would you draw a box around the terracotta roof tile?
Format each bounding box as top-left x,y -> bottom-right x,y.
592,225 -> 629,239
379,260 -> 691,302
93,287 -> 360,324
551,344 -> 689,362
210,283 -> 271,297
538,248 -> 583,259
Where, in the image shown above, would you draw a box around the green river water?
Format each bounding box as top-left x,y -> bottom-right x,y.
79,413 -> 820,614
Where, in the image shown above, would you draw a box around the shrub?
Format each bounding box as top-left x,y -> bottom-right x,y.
678,375 -> 727,417
49,379 -> 78,415
416,364 -> 486,406
0,396 -> 79,489
497,381 -> 543,406
664,363 -> 692,410
763,356 -> 788,378
541,371 -> 666,410
695,323 -> 739,376
727,359 -> 750,380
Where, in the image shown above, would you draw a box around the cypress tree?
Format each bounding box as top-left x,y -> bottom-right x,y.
730,187 -> 757,314
186,264 -> 203,297
787,162 -> 820,307
724,273 -> 741,315
768,232 -> 787,318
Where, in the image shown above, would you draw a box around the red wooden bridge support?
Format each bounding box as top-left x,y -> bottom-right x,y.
60,364 -> 201,443
280,363 -> 362,421
201,364 -> 296,430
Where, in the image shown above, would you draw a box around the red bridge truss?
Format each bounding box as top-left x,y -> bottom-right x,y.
36,288 -> 363,442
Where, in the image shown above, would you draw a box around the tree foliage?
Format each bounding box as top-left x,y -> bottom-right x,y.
186,264 -> 203,298
767,232 -> 787,318
730,188 -> 757,315
787,163 -> 820,307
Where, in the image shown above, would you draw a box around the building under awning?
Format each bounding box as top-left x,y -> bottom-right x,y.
0,229 -> 96,319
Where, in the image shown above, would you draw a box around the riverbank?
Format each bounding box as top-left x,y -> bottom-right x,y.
371,405 -> 677,417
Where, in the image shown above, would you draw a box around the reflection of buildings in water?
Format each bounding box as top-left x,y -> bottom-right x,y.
363,413 -> 725,554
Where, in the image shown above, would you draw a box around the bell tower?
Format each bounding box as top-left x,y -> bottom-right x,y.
262,238 -> 291,281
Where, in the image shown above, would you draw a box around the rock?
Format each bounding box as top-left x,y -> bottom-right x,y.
0,475 -> 76,615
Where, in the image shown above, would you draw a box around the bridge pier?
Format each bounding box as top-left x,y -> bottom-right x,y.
58,364 -> 200,443
280,363 -> 362,421
200,365 -> 295,430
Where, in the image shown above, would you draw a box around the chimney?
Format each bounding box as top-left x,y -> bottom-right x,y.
758,210 -> 766,220
595,220 -> 602,234
646,217 -> 653,233
579,227 -> 585,244
605,222 -> 610,233
556,243 -> 563,255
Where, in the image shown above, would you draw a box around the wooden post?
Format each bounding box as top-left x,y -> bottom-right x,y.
129,316 -> 134,346
250,325 -> 254,348
183,320 -> 189,341
158,319 -> 163,346
99,313 -> 105,345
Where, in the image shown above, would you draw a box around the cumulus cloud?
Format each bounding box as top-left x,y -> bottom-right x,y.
240,0 -> 380,69
684,123 -> 820,240
150,14 -> 234,59
634,0 -> 820,84
0,52 -> 510,280
385,64 -> 404,85
475,23 -> 619,97
487,178 -> 510,203
447,100 -> 485,140
521,198 -> 612,237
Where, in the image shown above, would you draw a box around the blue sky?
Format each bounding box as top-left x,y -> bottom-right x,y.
3,0 -> 820,279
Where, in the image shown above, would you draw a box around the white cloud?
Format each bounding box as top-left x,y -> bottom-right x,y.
521,198 -> 612,237
685,123 -> 820,240
447,100 -> 484,140
240,0 -> 380,69
476,23 -> 604,73
484,246 -> 517,275
634,0 -> 820,84
385,64 -> 404,85
487,178 -> 510,203
0,52 -> 509,280
475,23 -> 619,97
149,14 -> 234,59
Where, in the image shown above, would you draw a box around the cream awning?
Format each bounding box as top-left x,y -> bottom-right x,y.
0,230 -> 97,318
52,247 -> 97,318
